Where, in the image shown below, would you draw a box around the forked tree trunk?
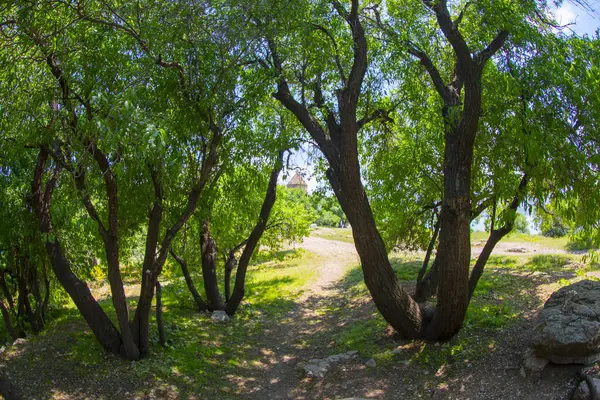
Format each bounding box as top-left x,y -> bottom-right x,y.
32,151 -> 123,355
327,165 -> 424,338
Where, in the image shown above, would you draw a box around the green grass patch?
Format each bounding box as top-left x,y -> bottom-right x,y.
311,227 -> 354,243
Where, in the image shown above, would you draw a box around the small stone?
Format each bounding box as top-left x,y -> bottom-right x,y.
398,359 -> 411,365
12,338 -> 26,346
392,347 -> 403,355
211,310 -> 231,323
521,348 -> 548,379
519,366 -> 526,378
365,359 -> 376,368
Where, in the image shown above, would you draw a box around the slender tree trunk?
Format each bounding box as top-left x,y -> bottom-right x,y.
415,217 -> 441,299
200,222 -> 224,311
170,251 -> 207,311
47,240 -> 123,352
104,238 -> 139,360
414,258 -> 440,302
468,175 -> 529,301
155,281 -> 165,346
224,254 -> 236,303
226,152 -> 284,315
0,301 -> 21,341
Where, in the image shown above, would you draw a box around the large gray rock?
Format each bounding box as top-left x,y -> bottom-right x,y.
573,377 -> 600,400
533,280 -> 600,364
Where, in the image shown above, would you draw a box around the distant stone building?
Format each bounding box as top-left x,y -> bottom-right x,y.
287,173 -> 308,193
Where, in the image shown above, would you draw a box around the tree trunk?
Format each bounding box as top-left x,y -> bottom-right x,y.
415,217 -> 441,300
104,237 -> 139,360
0,301 -> 21,341
425,73 -> 482,340
414,258 -> 440,302
170,251 -> 207,311
224,253 -> 237,303
155,281 -> 165,346
468,175 -> 529,301
47,240 -> 123,353
200,222 -> 224,311
226,152 -> 284,315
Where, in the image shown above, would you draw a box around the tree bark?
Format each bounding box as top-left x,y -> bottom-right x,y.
226,151 -> 284,315
170,251 -> 207,311
200,222 -> 224,311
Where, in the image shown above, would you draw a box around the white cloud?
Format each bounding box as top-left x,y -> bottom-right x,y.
554,3 -> 577,26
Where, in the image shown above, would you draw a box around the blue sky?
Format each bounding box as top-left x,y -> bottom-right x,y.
554,1 -> 600,36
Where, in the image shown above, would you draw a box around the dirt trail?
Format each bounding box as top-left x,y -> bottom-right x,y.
297,236 -> 359,299
243,237 -> 361,399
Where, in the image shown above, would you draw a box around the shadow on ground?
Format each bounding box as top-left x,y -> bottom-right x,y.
2,251 -> 593,399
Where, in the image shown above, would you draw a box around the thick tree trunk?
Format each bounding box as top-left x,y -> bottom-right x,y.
200,222 -> 224,311
226,152 -> 284,315
155,281 -> 165,346
425,73 -> 482,340
328,164 -> 424,338
170,251 -> 207,311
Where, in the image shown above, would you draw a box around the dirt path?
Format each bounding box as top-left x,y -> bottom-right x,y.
242,237 -> 362,399
297,236 -> 359,299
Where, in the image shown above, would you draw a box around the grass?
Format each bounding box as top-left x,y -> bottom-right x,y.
4,248 -> 321,399
326,250 -> 597,372
471,231 -> 570,249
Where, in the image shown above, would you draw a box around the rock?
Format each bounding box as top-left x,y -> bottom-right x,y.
310,223 -> 318,229
12,338 -> 26,346
302,351 -> 359,378
532,280 -> 600,364
521,348 -> 548,378
519,366 -> 527,378
573,377 -> 600,400
303,359 -> 330,378
507,247 -> 528,253
365,359 -> 376,368
210,311 -> 231,323
392,347 -> 403,355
